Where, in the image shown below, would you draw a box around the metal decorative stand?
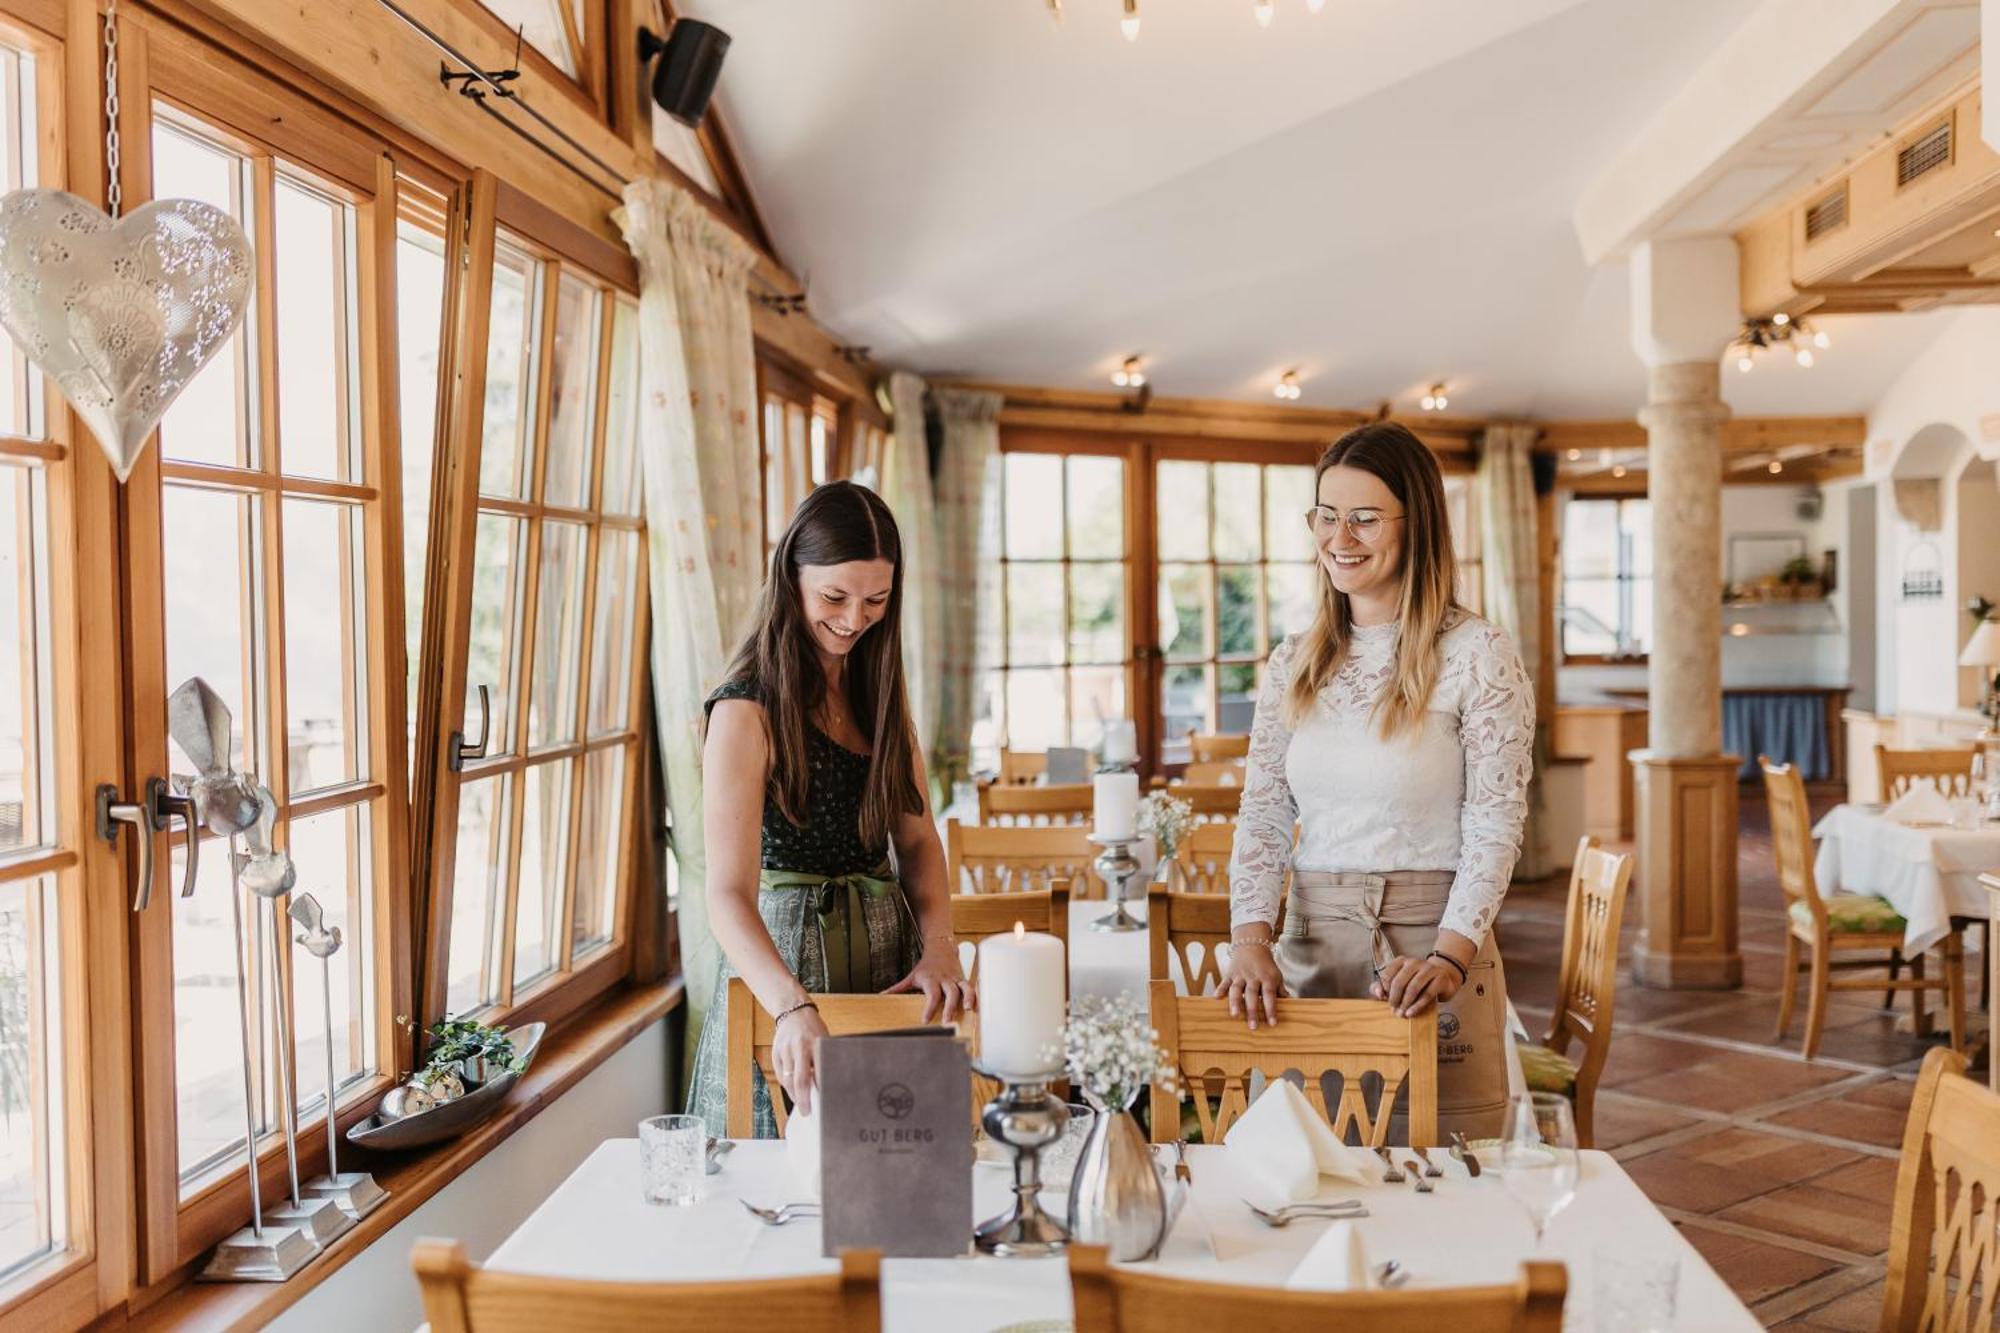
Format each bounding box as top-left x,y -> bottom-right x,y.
1089,835 -> 1144,933
972,1064 -> 1072,1256
291,893 -> 388,1219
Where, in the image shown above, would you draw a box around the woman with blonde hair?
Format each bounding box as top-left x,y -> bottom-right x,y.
1222,421 -> 1534,1139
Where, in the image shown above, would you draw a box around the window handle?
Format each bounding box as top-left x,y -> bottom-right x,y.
97,777 -> 198,912
449,684 -> 491,773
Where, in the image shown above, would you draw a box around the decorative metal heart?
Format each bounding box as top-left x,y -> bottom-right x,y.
0,190 -> 252,481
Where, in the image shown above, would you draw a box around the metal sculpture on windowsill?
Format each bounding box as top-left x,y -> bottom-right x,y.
169,678 -> 355,1282
290,892 -> 388,1220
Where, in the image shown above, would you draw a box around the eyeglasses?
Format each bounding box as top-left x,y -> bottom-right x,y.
1303,505 -> 1405,542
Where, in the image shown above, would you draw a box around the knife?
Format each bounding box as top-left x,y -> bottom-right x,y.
1450,1130 -> 1484,1177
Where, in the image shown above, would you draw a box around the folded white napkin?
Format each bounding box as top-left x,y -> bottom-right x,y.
1226,1078 -> 1376,1206
1284,1219 -> 1374,1291
1886,782 -> 1954,826
785,1102 -> 822,1201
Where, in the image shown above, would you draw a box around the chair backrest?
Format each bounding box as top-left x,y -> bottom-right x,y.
951,884 -> 1070,988
1876,745 -> 1978,801
1148,981 -> 1438,1147
1760,756 -> 1825,926
1187,731 -> 1250,763
1147,885 -> 1230,996
1181,759 -> 1245,786
1173,821 -> 1236,894
947,819 -> 1103,896
1542,836 -> 1633,1090
1161,782 -> 1244,824
997,748 -> 1046,786
1068,1245 -> 1565,1333
978,781 -> 1094,827
1882,1047 -> 2000,1331
725,978 -> 986,1137
412,1238 -> 883,1333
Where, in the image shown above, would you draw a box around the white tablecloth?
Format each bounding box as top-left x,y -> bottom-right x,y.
1068,893 -> 1159,1002
487,1139 -> 1755,1331
1812,804 -> 2000,952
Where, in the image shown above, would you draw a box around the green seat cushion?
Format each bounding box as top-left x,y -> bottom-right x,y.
1788,895 -> 1907,935
1516,1043 -> 1577,1098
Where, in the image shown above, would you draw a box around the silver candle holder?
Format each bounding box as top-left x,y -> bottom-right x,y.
971,1063 -> 1072,1257
1089,835 -> 1144,933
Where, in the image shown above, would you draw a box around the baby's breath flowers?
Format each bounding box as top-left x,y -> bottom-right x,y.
1136,791 -> 1194,861
1060,993 -> 1178,1111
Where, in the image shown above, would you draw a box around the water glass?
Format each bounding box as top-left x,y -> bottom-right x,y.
1592,1252 -> 1678,1332
639,1114 -> 706,1206
1496,1091 -> 1580,1248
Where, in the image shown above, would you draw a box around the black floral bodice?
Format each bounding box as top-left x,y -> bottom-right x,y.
704,676 -> 887,876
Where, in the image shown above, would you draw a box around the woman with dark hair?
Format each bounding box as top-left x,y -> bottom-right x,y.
1221,421 -> 1534,1139
687,481 -> 971,1138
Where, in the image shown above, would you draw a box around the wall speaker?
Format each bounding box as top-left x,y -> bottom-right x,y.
638,21 -> 730,129
1530,451 -> 1558,496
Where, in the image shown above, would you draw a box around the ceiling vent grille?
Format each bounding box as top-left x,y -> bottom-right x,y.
1804,185 -> 1848,241
1897,118 -> 1952,188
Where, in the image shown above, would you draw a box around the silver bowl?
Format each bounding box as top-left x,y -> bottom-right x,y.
346,1022 -> 546,1152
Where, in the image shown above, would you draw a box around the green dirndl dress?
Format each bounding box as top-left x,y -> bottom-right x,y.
686,678 -> 920,1139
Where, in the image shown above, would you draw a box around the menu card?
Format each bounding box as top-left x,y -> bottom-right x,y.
816,1029 -> 973,1258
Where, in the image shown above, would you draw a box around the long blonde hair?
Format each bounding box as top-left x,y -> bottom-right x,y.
1283,421 -> 1460,736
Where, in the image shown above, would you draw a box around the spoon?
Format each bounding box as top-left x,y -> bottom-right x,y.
704,1138 -> 737,1175
1243,1200 -> 1369,1227
740,1200 -> 821,1225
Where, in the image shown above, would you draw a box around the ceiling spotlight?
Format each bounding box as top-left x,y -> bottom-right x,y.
1274,368 -> 1302,401
1813,329 -> 1830,349
1611,464 -> 1628,479
1737,354 -> 1754,373
1768,459 -> 1784,474
1772,311 -> 1791,326
1419,382 -> 1449,412
1795,347 -> 1815,368
1112,355 -> 1145,388
1307,0 -> 1326,10
1121,0 -> 1140,40
1254,0 -> 1274,26
1047,0 -> 1062,23
1564,448 -> 1581,462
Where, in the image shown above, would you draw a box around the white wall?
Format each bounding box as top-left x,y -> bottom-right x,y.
269,1017 -> 672,1333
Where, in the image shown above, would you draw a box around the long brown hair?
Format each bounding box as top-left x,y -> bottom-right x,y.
719,481 -> 923,847
1283,421 -> 1460,736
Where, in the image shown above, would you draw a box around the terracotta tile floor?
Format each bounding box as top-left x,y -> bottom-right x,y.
1493,786 -> 1980,1328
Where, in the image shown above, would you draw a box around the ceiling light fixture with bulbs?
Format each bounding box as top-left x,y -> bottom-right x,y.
1121,0 -> 1140,39
1419,382 -> 1450,412
1274,368 -> 1302,401
1254,0 -> 1275,27
1729,312 -> 1830,372
1111,355 -> 1146,389
1092,0 -> 1326,42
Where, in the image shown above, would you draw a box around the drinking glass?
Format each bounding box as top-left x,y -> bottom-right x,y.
639,1114 -> 706,1206
1592,1252 -> 1678,1332
1495,1092 -> 1579,1248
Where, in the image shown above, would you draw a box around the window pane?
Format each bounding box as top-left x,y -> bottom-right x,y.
153,120 -> 255,470
287,803 -> 375,1099
1155,461 -> 1210,562
1158,564 -> 1207,661
1067,562 -> 1123,665
1006,564 -> 1064,668
174,834 -> 265,1185
0,874 -> 64,1275
1265,464 -> 1316,562
163,486 -> 258,779
970,671 -> 1002,773
0,464 -> 52,852
479,243 -> 540,499
1623,500 -> 1654,579
274,176 -> 356,481
588,529 -> 639,735
1561,577 -> 1620,656
1216,565 -> 1258,656
1629,578 -> 1655,655
1066,455 -> 1123,560
446,773 -> 511,1016
1562,501 -> 1620,579
541,273 -> 599,509
1212,463 -> 1261,562
467,514 -> 526,756
513,760 -> 571,991
1159,663 -> 1209,762
527,520 -> 587,749
597,299 -> 641,518
572,745 -> 626,954
1004,669 -> 1063,752
283,499 -> 367,794
1003,454 -> 1062,560
1267,563 -> 1318,645
397,221 -> 445,768
479,0 -> 581,77
1218,661 -> 1258,734
1068,667 -> 1125,754
0,46 -> 41,438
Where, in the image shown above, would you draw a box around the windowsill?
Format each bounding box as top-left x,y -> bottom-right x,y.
126,976 -> 683,1331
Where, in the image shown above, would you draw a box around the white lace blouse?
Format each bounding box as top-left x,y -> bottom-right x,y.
1227,611 -> 1536,945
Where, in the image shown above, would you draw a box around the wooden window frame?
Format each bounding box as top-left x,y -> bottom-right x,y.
1558,493 -> 1652,667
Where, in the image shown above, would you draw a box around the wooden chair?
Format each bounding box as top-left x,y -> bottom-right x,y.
1069,1245 -> 1565,1333
951,883 -> 1070,988
977,781 -> 1093,827
725,979 -> 987,1137
1513,836 -> 1633,1149
1881,1046 -> 2000,1332
1764,757 -> 1965,1060
1187,731 -> 1250,764
1181,759 -> 1245,786
1876,744 -> 1977,801
1148,980 -> 1439,1148
947,819 -> 1103,897
1160,781 -> 1243,824
1173,820 -> 1236,894
997,748 -> 1045,786
412,1239 -> 882,1332
1147,884 -> 1230,996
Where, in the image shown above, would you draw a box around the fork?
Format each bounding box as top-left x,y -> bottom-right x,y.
1243,1200 -> 1369,1227
1412,1146 -> 1443,1178
1373,1146 -> 1406,1183
1373,1260 -> 1409,1289
740,1200 -> 820,1225
1403,1160 -> 1434,1195
1173,1137 -> 1192,1186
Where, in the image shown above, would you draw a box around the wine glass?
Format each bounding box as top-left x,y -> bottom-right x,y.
1495,1092 -> 1579,1250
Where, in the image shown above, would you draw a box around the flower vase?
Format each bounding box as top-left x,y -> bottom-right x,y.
1065,1092 -> 1168,1260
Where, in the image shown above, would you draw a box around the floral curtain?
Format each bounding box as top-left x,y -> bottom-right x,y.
615,177 -> 763,1082
881,371 -> 944,784
1476,422 -> 1552,876
929,387 -> 1004,794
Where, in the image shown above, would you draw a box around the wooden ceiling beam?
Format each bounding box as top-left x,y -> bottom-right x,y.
1539,416 -> 1866,455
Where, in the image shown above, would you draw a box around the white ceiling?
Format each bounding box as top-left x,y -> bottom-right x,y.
680,0 -> 1962,420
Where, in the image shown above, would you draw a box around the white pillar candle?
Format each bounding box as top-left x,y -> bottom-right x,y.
1093,770 -> 1139,840
1100,720 -> 1137,767
978,924 -> 1068,1077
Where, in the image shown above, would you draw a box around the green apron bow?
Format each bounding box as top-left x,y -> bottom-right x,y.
759,865 -> 901,995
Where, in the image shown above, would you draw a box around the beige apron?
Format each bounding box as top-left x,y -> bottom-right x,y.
1278,870 -> 1511,1143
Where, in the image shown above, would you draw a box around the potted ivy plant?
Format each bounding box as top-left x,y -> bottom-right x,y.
1778,555 -> 1820,600
407,1014 -> 526,1088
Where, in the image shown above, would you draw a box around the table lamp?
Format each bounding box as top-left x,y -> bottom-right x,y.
1961,618 -> 2000,817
